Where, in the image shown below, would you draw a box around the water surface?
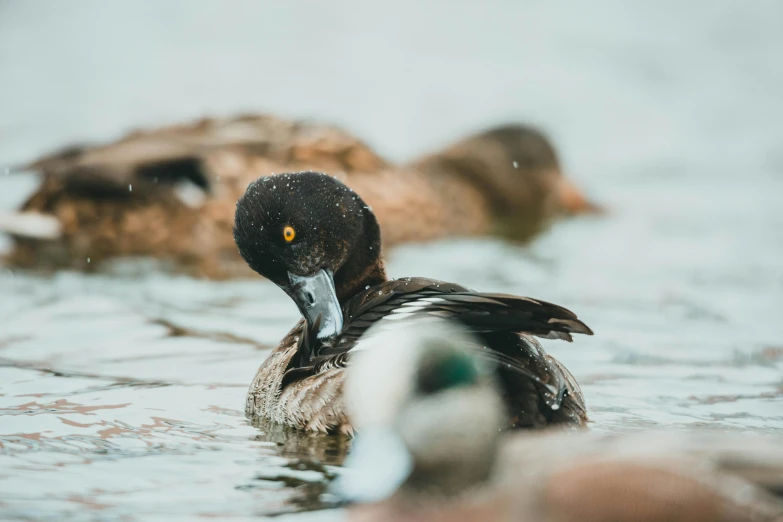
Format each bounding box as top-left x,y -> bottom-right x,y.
1,1 -> 782,520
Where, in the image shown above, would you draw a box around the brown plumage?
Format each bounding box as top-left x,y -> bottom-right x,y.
245,319 -> 352,434
349,433 -> 783,522
3,114 -> 599,278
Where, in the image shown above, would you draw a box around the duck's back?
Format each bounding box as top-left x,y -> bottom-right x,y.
7,115 -> 388,277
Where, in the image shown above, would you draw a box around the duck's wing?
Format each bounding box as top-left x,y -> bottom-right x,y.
282,278 -> 591,426
307,277 -> 592,370
20,115 -> 386,201
477,332 -> 588,427
280,278 -> 467,383
19,122 -> 238,202
289,277 -> 591,426
399,291 -> 593,340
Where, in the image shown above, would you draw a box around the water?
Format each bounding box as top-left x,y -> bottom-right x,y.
1,1 -> 782,520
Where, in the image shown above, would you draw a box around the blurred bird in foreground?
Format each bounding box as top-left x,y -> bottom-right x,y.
1,114 -> 599,278
341,318 -> 783,522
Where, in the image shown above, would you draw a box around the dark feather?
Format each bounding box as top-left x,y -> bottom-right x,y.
282,277 -> 591,428
293,277 -> 592,381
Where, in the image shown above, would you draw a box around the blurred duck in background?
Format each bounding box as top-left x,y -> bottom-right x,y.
0,114 -> 599,278
342,318 -> 783,522
233,172 -> 593,433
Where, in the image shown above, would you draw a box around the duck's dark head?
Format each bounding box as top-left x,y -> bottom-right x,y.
233,171 -> 386,339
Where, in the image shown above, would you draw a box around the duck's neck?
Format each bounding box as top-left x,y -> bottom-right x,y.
334,257 -> 387,304
333,207 -> 387,304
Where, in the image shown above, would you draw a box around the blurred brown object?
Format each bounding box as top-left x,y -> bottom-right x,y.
2,114 -> 600,278
345,318 -> 782,522
349,430 -> 783,522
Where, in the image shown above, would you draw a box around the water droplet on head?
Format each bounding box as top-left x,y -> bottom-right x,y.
512,161 -> 518,168
128,184 -> 133,192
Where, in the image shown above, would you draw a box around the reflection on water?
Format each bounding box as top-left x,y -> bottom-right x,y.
2,1 -> 783,520
0,274 -> 347,519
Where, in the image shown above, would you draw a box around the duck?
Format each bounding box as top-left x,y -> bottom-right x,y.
2,114 -> 599,278
340,318 -> 783,522
233,171 -> 593,434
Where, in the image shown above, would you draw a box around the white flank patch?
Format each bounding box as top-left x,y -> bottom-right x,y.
393,302 -> 428,312
0,211 -> 62,239
419,297 -> 447,304
386,300 -> 433,319
173,180 -> 208,208
383,312 -> 415,321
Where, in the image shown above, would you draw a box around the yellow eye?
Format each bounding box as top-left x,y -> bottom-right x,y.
283,225 -> 296,243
